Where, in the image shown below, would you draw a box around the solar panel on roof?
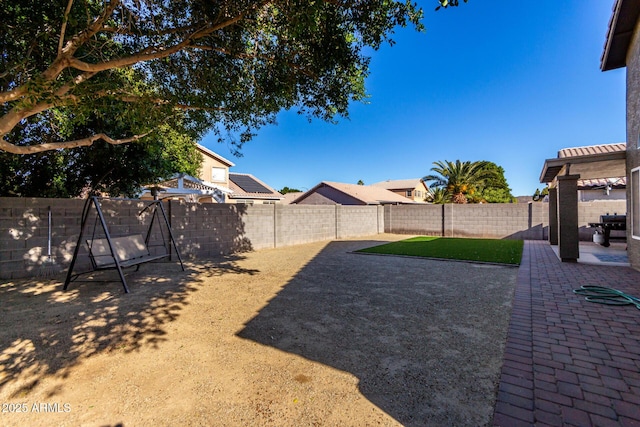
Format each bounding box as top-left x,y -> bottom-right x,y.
231,174 -> 272,193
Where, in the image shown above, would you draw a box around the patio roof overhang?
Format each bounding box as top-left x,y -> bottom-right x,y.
539,150 -> 626,185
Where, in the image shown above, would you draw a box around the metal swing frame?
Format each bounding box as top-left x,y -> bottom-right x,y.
63,196 -> 184,293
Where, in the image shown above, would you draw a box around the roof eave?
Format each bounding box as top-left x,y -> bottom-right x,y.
196,144 -> 236,167
601,0 -> 640,71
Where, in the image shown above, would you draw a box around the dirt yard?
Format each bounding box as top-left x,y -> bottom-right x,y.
0,235 -> 518,426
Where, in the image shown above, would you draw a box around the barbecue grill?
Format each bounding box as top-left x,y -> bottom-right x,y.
588,214 -> 626,247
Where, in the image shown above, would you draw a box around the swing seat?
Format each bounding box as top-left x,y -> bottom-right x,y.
87,234 -> 168,269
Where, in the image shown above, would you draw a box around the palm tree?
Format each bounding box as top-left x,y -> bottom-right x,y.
425,187 -> 450,204
423,160 -> 496,204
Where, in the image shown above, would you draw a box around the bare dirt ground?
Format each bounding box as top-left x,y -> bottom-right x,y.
0,234 -> 518,426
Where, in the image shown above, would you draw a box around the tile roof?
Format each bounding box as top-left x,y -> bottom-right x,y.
297,181 -> 416,205
577,177 -> 626,189
558,143 -> 626,158
540,143 -> 627,183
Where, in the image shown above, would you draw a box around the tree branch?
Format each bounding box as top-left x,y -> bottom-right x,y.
59,0 -> 122,57
66,14 -> 249,73
58,0 -> 75,56
0,1 -> 122,103
94,91 -> 229,112
0,131 -> 152,155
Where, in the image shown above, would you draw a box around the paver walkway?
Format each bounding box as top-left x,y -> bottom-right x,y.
493,240 -> 640,426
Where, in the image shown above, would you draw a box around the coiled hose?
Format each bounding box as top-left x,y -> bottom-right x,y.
573,285 -> 640,309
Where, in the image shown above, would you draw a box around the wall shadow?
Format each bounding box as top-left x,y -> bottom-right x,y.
236,240 -> 518,426
505,223 -> 548,240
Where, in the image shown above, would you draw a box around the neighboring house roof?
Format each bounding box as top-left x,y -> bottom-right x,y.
370,178 -> 427,190
281,192 -> 303,204
228,173 -> 283,201
293,181 -> 416,205
142,173 -> 233,202
601,0 -> 640,71
540,143 -> 627,184
197,144 -> 235,167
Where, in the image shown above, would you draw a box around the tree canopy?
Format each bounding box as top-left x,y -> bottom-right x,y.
1,0 -> 424,155
0,123 -> 201,197
475,161 -> 515,203
279,186 -> 301,195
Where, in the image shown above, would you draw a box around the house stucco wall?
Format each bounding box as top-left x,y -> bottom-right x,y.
578,189 -> 626,202
626,15 -> 640,270
198,147 -> 231,186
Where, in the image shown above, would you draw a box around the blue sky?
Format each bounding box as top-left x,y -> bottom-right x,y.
200,0 -> 627,197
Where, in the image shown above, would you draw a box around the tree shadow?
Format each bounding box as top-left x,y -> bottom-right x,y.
237,240 -> 517,426
0,254 -> 258,400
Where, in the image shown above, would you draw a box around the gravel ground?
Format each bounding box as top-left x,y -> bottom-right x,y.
0,234 -> 517,426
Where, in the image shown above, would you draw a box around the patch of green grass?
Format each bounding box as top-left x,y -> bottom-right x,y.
357,236 -> 523,265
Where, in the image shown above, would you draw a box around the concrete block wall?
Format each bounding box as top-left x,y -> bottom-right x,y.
1,197 -> 630,280
2,199 -> 377,280
384,203 -> 548,240
240,205 -> 277,250
384,204 -> 442,235
275,205 -> 336,247
336,205 -> 382,238
448,203 -> 548,240
0,197 -> 154,279
0,198 -> 58,279
169,201 -> 256,258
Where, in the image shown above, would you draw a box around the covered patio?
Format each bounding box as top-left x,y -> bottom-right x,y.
539,143 -> 627,262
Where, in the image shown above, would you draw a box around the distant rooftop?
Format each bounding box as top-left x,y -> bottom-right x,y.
371,179 -> 425,190
294,181 -> 415,205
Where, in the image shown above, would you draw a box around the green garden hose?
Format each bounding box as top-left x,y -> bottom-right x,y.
573,285 -> 640,309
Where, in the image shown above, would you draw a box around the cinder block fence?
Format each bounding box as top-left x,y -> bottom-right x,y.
0,197 -> 626,280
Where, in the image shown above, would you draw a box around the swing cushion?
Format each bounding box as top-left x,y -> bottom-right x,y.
87,234 -> 168,269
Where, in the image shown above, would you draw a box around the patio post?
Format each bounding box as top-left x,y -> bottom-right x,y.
548,187 -> 558,245
557,174 -> 580,262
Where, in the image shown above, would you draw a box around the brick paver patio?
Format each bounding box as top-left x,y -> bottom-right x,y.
493,240 -> 640,426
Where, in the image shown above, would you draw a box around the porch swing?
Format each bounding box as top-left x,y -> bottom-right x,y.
63,196 -> 185,293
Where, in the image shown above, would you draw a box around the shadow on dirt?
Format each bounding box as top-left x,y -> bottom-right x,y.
237,240 -> 518,426
0,256 -> 258,399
